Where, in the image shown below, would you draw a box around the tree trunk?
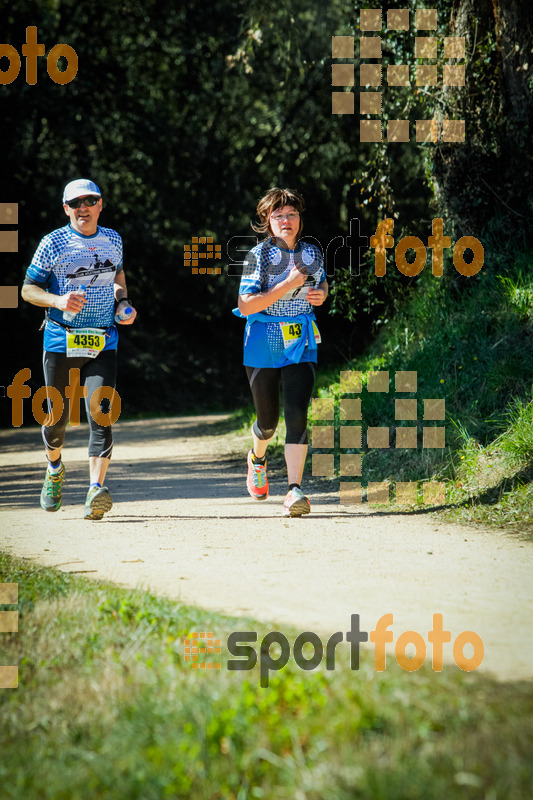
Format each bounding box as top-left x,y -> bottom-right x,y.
431,0 -> 533,246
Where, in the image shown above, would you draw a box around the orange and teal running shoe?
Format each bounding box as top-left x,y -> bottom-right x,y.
246,450 -> 269,500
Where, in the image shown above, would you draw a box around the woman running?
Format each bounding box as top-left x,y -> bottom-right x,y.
235,187 -> 328,517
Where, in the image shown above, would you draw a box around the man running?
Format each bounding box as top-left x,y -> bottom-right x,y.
21,178 -> 137,520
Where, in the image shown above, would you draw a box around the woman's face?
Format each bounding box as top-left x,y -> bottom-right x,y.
268,205 -> 300,249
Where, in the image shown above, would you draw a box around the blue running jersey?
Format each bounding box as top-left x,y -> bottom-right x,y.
24,224 -> 123,352
238,239 -> 325,368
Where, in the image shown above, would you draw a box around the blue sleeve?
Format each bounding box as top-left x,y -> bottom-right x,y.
24,236 -> 53,285
238,246 -> 263,295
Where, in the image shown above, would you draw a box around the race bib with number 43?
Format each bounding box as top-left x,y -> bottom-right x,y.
280,321 -> 321,349
66,328 -> 106,358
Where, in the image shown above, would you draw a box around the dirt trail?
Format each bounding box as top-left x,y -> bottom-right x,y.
1,415 -> 532,680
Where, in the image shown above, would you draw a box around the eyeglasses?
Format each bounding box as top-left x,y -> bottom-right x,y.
270,212 -> 300,222
65,196 -> 101,209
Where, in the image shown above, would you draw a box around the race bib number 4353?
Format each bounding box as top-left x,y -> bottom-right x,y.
66,328 -> 106,358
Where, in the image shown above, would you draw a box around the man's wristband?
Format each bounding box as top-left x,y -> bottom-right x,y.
116,296 -> 131,305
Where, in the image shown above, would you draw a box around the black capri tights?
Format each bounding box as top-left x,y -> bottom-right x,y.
42,349 -> 117,458
245,362 -> 315,445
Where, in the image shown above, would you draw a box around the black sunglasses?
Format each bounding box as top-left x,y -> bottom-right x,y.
65,195 -> 101,209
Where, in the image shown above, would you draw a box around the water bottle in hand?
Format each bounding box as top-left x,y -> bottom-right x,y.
115,304 -> 133,323
63,285 -> 87,322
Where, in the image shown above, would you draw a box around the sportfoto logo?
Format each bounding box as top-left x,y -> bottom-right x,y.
184,631 -> 222,669
185,614 -> 484,688
332,7 -> 466,142
312,368 -> 448,506
0,27 -> 78,85
0,583 -> 18,690
7,368 -> 121,428
188,217 -> 484,278
0,202 -> 18,310
185,236 -> 222,275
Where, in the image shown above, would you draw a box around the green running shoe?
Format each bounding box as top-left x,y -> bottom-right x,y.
84,486 -> 113,520
40,464 -> 66,512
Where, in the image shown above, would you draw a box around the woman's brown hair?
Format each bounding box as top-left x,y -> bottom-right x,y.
251,187 -> 305,241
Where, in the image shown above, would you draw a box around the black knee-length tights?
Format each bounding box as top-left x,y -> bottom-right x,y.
245,362 -> 315,445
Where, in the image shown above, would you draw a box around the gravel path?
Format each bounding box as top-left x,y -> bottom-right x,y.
1,415 -> 531,680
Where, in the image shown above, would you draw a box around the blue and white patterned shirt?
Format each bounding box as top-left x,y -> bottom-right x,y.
238,239 -> 325,367
24,224 -> 123,352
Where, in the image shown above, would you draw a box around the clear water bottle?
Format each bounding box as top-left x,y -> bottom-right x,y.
115,305 -> 133,323
63,284 -> 87,322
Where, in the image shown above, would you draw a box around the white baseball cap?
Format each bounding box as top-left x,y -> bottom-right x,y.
63,179 -> 101,204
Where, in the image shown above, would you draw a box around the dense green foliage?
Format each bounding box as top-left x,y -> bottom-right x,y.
1,4 -> 532,794
1,0 -> 532,467
1,0 -> 364,416
311,241 -> 533,532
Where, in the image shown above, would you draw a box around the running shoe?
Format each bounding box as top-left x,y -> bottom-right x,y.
84,486 -> 113,520
40,464 -> 66,512
246,450 -> 269,500
282,487 -> 311,517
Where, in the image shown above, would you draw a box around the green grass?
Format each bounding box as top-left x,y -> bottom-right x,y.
0,554 -> 532,799
196,248 -> 533,532
109,244 -> 533,532
442,397 -> 533,537
310,246 -> 533,530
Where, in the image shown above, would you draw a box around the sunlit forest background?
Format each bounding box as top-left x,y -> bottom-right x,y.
1,0 -> 531,422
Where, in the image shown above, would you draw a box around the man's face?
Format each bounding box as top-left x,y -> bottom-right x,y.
63,195 -> 102,236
